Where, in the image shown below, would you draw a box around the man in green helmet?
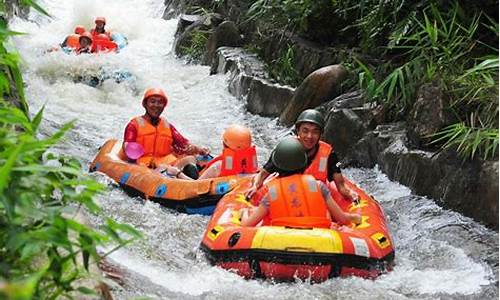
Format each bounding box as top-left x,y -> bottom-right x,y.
245,109 -> 359,202
241,137 -> 361,227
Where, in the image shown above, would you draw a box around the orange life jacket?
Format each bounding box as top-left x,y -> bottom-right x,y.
131,116 -> 173,168
304,141 -> 332,182
266,174 -> 332,228
205,146 -> 258,176
65,34 -> 80,49
92,39 -> 118,53
90,29 -> 111,38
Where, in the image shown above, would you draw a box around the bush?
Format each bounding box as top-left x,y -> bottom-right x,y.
0,2 -> 141,299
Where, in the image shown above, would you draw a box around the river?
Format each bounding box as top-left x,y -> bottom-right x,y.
11,0 -> 498,299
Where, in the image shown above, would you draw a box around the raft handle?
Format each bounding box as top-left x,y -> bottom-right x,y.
228,232 -> 241,247
284,247 -> 315,252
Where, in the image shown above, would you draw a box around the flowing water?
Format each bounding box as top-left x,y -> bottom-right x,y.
11,0 -> 498,299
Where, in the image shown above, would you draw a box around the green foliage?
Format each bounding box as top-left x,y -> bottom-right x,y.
267,44 -> 301,86
355,2 -> 498,159
179,30 -> 209,62
0,1 -> 142,299
430,121 -> 499,160
247,0 -> 327,33
0,105 -> 141,299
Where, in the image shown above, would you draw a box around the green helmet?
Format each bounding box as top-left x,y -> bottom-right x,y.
295,109 -> 325,131
271,137 -> 307,172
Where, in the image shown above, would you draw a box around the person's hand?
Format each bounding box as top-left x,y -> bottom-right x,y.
351,213 -> 362,225
244,184 -> 258,200
350,191 -> 360,204
159,165 -> 181,177
197,146 -> 210,156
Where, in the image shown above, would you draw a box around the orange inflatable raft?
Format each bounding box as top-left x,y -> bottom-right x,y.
200,178 -> 395,282
89,139 -> 252,215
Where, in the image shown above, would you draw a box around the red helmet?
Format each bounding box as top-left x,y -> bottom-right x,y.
95,33 -> 110,41
79,31 -> 93,41
95,17 -> 106,24
142,88 -> 168,107
74,25 -> 85,34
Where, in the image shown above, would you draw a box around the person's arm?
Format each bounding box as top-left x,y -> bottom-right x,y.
60,37 -> 69,48
241,203 -> 268,226
170,124 -> 209,155
332,173 -> 359,202
244,157 -> 276,198
320,182 -> 360,225
122,121 -> 138,154
328,151 -> 358,202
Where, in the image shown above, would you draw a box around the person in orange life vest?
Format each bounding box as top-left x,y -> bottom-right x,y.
198,124 -> 258,179
92,33 -> 118,53
241,137 -> 361,227
76,32 -> 93,54
245,109 -> 359,203
123,88 -> 209,179
91,17 -> 111,39
59,25 -> 86,49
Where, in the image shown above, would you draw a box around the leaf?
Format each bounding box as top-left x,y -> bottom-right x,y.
77,287 -> 97,295
0,142 -> 24,194
31,105 -> 45,133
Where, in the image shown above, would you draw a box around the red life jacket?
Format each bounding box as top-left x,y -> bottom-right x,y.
130,116 -> 174,167
266,174 -> 332,228
92,39 -> 118,53
90,29 -> 111,38
304,141 -> 332,182
204,146 -> 258,176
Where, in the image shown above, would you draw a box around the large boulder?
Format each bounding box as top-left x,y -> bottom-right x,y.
279,64 -> 348,126
205,21 -> 243,65
408,82 -> 450,146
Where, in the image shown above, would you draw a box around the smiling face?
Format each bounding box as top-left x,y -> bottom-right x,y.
296,122 -> 321,150
144,96 -> 167,119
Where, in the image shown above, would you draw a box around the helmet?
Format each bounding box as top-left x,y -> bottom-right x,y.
95,17 -> 106,24
295,109 -> 325,131
271,137 -> 307,172
74,25 -> 85,34
79,32 -> 93,41
95,33 -> 110,41
222,124 -> 252,150
142,88 -> 168,106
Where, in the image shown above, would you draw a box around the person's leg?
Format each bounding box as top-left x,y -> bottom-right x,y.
198,161 -> 222,180
173,156 -> 199,179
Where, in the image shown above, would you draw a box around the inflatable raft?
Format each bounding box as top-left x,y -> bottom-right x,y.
200,178 -> 395,282
90,139 -> 252,215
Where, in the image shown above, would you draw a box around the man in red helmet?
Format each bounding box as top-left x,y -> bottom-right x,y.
123,88 -> 209,179
91,17 -> 111,38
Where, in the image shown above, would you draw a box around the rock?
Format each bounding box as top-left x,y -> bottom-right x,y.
378,140 -> 499,229
173,16 -> 211,60
174,14 -> 204,37
212,47 -> 294,117
205,21 -> 243,65
259,31 -> 340,80
245,78 -> 294,117
323,107 -> 369,157
279,64 -> 348,126
407,82 -> 450,146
